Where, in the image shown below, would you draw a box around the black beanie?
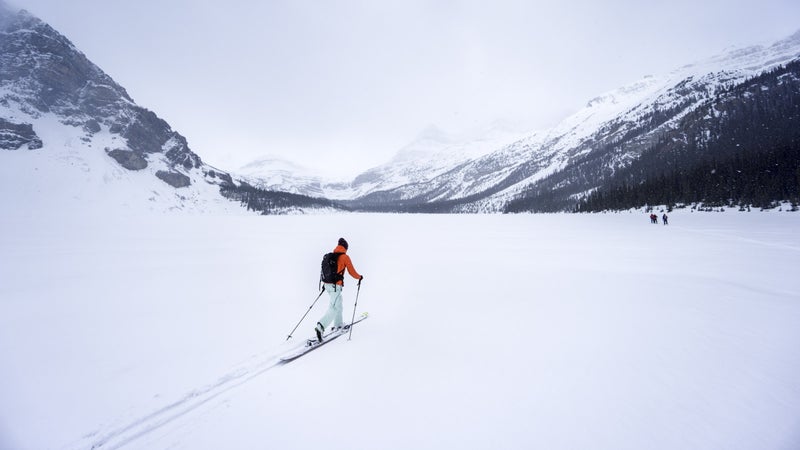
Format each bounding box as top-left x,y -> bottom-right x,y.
338,238 -> 349,250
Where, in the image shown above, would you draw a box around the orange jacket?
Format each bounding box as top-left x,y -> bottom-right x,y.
332,245 -> 361,285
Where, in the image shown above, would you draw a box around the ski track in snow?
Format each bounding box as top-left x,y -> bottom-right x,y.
76,342 -> 306,450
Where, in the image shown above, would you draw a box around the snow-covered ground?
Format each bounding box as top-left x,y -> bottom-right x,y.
0,110 -> 246,217
1,212 -> 799,450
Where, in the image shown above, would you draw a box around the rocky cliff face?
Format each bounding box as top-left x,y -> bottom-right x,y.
0,3 -> 250,214
0,5 -> 201,171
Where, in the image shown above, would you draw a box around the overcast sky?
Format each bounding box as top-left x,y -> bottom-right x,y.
9,0 -> 800,178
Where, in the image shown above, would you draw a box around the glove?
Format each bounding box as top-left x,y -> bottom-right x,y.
360,275 -> 364,280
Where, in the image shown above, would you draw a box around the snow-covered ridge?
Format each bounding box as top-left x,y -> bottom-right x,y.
376,28 -> 800,209
237,28 -> 800,209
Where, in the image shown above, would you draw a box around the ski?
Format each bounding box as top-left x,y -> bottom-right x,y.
279,312 -> 369,363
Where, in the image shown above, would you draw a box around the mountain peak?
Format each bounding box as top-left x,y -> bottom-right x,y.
414,124 -> 452,143
0,7 -> 136,115
1,5 -> 220,212
239,155 -> 313,175
0,3 -> 47,32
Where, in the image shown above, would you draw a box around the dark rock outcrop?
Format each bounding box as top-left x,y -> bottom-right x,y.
156,170 -> 191,188
0,117 -> 42,149
107,148 -> 147,170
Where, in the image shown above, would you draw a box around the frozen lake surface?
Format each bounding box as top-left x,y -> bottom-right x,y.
1,212 -> 799,450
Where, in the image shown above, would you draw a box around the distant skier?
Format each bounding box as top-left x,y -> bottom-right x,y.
315,238 -> 364,342
662,213 -> 669,225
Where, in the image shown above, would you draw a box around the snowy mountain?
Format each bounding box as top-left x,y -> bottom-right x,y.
329,122 -> 529,200
502,33 -> 800,213
237,156 -> 328,197
351,30 -> 800,212
0,3 -> 248,214
237,122 -> 528,202
238,30 -> 800,212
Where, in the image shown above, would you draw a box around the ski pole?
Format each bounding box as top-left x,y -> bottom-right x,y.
348,278 -> 362,341
286,287 -> 325,340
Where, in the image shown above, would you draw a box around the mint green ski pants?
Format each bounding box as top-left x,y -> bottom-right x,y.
318,283 -> 344,330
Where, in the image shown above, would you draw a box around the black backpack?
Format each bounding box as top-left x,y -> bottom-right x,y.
320,252 -> 344,284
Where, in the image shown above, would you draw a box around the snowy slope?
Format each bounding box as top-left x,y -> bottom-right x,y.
0,111 -> 245,216
1,212 -> 799,450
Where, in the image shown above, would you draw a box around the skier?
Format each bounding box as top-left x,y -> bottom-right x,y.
315,238 -> 363,342
662,213 -> 669,225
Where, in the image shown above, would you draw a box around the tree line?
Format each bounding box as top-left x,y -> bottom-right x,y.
220,183 -> 348,214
